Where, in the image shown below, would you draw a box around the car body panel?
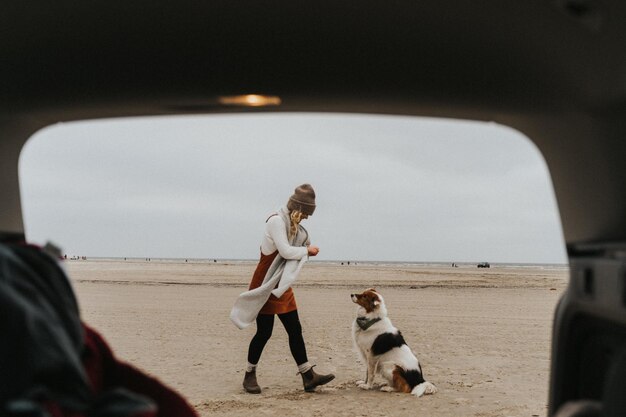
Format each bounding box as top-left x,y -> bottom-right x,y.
2,1 -> 626,414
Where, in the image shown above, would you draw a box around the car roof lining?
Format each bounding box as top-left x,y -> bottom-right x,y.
2,0 -> 626,248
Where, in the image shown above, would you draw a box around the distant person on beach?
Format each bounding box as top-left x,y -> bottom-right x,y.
230,184 -> 335,394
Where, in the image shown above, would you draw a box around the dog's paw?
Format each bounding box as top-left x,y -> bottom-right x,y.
355,380 -> 365,386
357,382 -> 372,390
379,386 -> 395,392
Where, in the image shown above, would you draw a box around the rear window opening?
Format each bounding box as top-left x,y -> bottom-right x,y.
18,113 -> 569,415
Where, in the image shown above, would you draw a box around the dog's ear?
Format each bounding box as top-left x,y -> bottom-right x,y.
371,292 -> 381,307
367,287 -> 377,293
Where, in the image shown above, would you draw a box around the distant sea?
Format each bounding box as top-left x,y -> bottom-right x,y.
75,257 -> 569,270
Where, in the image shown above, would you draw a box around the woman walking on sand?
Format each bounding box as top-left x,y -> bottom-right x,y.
230,184 -> 335,394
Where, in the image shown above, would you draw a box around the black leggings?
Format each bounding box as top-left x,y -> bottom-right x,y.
247,309 -> 308,366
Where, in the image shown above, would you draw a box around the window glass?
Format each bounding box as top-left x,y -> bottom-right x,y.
20,113 -> 566,264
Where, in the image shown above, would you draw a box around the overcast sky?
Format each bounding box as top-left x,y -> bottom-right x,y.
19,113 -> 567,264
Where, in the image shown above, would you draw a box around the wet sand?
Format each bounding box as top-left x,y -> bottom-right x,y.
67,260 -> 568,417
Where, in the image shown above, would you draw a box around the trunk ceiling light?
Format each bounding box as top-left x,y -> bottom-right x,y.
217,94 -> 282,107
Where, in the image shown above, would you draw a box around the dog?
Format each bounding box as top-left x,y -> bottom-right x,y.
351,288 -> 437,397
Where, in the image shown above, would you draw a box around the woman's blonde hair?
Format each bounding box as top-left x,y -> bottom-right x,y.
289,209 -> 304,239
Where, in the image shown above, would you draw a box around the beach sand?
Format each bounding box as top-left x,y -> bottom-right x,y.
67,260 -> 568,417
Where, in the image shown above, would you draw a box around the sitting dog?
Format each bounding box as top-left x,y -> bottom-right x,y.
351,288 -> 437,397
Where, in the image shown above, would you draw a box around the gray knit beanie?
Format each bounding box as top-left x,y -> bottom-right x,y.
287,184 -> 316,215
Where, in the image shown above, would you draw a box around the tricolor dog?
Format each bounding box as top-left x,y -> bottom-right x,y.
351,288 -> 437,397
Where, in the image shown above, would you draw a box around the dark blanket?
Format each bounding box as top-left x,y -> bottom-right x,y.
0,243 -> 196,417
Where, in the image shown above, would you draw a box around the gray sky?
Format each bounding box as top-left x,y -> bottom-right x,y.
19,113 -> 567,264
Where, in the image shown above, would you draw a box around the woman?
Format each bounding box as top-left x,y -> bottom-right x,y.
241,184 -> 335,394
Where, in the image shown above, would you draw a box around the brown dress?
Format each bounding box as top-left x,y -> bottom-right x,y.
248,250 -> 298,315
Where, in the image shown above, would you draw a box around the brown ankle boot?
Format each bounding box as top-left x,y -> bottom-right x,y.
300,366 -> 335,392
243,370 -> 261,394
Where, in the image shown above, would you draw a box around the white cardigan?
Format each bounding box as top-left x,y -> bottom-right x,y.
261,214 -> 308,260
230,207 -> 310,329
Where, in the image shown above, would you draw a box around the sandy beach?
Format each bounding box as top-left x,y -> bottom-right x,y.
67,260 -> 568,417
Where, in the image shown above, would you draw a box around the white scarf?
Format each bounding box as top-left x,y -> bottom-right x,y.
229,207 -> 309,329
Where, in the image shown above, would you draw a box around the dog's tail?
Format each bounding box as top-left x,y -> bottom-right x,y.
392,366 -> 438,397
411,381 -> 438,397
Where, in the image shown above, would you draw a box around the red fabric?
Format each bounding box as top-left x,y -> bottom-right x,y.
248,251 -> 298,315
82,324 -> 198,417
43,324 -> 198,417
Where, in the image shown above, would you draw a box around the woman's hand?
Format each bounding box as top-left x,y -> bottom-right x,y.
307,245 -> 320,256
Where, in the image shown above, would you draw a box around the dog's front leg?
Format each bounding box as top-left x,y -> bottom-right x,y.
355,368 -> 367,387
358,358 -> 377,390
356,366 -> 367,386
355,346 -> 369,386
